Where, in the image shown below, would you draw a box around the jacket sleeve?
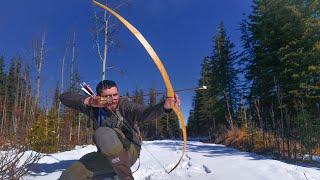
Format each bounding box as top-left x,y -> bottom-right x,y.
59,91 -> 92,116
122,99 -> 172,123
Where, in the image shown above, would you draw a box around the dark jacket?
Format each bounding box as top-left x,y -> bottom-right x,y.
59,92 -> 170,145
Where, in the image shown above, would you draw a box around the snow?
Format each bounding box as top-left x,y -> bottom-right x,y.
21,140 -> 320,180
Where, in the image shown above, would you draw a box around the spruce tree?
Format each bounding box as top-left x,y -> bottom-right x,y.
189,23 -> 239,138
241,0 -> 320,157
188,57 -> 211,137
141,88 -> 156,139
209,23 -> 238,129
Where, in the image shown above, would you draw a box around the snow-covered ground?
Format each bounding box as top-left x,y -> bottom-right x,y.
23,140 -> 320,180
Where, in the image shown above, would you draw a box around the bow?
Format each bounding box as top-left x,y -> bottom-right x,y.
92,0 -> 187,173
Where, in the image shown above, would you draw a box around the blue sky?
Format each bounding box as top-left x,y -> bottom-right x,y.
0,0 -> 252,122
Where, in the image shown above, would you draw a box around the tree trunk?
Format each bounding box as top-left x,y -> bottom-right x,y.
224,92 -> 234,129
77,113 -> 81,144
69,118 -> 73,145
57,45 -> 67,144
23,70 -> 28,136
94,0 -> 112,80
1,77 -> 8,135
34,31 -> 46,119
13,63 -> 20,137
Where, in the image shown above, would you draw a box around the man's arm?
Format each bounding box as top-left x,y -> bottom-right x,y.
59,91 -> 92,116
122,94 -> 180,122
121,100 -> 167,123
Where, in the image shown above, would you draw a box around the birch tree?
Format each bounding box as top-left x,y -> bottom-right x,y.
93,0 -> 128,80
33,31 -> 46,118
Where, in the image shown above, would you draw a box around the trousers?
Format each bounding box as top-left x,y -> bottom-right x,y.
59,127 -> 140,180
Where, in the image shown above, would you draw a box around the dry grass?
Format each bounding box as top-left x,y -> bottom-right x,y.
216,125 -> 319,159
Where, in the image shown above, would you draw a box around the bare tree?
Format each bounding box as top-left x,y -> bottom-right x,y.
1,77 -> 8,135
68,32 -> 77,144
77,113 -> 82,144
12,60 -> 21,136
57,44 -> 68,144
33,31 -> 46,117
22,65 -> 30,135
93,0 -> 128,80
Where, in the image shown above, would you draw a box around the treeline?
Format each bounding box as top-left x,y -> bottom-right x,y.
188,0 -> 320,161
0,50 -> 180,153
0,32 -> 94,153
128,89 -> 180,140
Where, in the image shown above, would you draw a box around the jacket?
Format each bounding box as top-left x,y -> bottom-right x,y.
59,92 -> 170,146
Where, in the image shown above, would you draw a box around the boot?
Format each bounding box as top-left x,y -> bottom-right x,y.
109,149 -> 134,180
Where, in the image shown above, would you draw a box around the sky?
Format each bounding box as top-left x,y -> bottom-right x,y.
0,0 -> 252,122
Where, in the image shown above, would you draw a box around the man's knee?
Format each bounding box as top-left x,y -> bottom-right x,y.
93,127 -> 123,156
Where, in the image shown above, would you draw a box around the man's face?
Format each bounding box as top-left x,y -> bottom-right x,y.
100,86 -> 120,111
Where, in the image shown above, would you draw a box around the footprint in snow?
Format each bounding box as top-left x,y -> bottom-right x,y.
144,175 -> 151,180
188,161 -> 192,167
202,165 -> 212,174
185,154 -> 191,160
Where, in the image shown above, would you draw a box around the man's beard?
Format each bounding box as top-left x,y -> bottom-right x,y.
107,102 -> 117,111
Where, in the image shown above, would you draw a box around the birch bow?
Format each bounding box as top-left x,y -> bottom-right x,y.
92,0 -> 187,173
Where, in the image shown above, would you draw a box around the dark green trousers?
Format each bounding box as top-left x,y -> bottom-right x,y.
59,127 -> 140,180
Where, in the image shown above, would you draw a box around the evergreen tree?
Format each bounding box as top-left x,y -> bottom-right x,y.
189,23 -> 239,138
188,57 -> 211,137
140,88 -> 153,139
0,56 -> 5,99
240,0 -> 320,158
187,109 -> 195,136
148,88 -> 157,106
6,58 -> 22,135
210,23 -> 238,117
52,82 -> 60,111
133,89 -> 144,105
157,95 -> 180,139
29,108 -> 59,153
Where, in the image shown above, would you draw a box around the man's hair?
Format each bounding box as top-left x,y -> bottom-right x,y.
96,80 -> 117,95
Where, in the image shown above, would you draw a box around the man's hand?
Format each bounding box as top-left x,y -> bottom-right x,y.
84,96 -> 112,107
164,94 -> 181,110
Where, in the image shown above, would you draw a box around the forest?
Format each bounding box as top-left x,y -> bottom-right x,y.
188,0 -> 320,162
0,0 -> 319,178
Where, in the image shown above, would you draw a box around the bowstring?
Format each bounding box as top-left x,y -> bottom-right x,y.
143,144 -> 169,173
107,106 -> 170,173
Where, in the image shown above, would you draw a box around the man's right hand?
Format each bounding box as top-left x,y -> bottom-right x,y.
84,96 -> 111,107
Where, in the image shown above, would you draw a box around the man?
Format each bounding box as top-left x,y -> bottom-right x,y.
59,80 -> 180,180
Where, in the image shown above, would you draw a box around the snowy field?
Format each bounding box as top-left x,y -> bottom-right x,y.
22,140 -> 320,180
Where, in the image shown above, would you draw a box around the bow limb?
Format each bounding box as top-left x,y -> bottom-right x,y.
92,0 -> 187,173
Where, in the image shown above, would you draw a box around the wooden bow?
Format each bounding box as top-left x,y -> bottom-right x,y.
92,0 -> 187,173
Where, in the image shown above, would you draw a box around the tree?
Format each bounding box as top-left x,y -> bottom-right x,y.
0,56 -> 5,101
33,31 -> 46,115
92,0 -> 128,80
188,57 -> 211,137
5,58 -> 22,136
0,57 -> 6,135
239,0 -> 320,158
133,88 -> 144,105
188,23 -> 239,139
210,23 -> 238,119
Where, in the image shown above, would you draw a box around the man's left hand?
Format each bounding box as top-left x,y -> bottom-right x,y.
164,94 -> 181,110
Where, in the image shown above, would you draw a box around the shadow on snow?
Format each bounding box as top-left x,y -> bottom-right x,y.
27,159 -> 76,177
144,140 -> 320,170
